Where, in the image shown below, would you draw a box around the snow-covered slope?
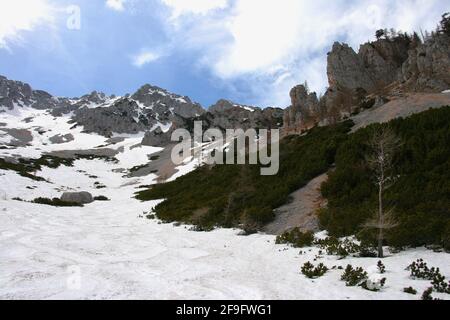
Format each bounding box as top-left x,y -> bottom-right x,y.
1,158 -> 450,300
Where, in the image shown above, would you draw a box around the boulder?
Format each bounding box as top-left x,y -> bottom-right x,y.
61,192 -> 94,204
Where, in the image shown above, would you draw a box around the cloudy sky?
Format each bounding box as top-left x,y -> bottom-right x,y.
0,0 -> 448,108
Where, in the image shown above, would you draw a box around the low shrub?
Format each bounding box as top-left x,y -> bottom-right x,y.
341,265 -> 368,286
94,195 -> 109,201
32,197 -> 82,207
407,259 -> 440,280
276,229 -> 314,248
431,273 -> 450,294
408,259 -> 450,294
377,261 -> 386,274
301,262 -> 328,279
313,237 -> 376,258
421,287 -> 434,300
403,287 -> 417,295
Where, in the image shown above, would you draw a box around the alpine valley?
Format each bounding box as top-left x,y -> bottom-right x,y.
1,13 -> 450,300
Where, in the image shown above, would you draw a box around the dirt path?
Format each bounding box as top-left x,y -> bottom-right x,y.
264,173 -> 328,235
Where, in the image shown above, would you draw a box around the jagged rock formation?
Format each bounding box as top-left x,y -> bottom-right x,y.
283,85 -> 321,133
284,16 -> 450,133
73,84 -> 205,138
0,76 -> 70,111
401,33 -> 450,92
207,99 -> 283,131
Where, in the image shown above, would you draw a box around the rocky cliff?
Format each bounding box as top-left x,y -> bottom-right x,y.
284,15 -> 450,133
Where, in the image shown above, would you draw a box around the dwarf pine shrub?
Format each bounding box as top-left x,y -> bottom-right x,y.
403,287 -> 417,295
377,260 -> 386,274
341,265 -> 368,286
301,262 -> 328,279
407,259 -> 440,280
276,228 -> 314,248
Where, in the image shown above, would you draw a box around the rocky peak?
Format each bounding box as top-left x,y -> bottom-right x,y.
205,99 -> 283,132
208,99 -> 255,113
283,84 -> 320,133
0,75 -> 66,111
327,42 -> 375,92
131,84 -> 204,119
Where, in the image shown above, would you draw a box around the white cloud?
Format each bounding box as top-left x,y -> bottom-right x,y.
162,0 -> 449,106
106,0 -> 127,12
131,50 -> 161,67
161,0 -> 228,19
0,0 -> 54,49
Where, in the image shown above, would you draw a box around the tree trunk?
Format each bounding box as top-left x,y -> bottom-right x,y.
378,183 -> 384,258
378,161 -> 384,258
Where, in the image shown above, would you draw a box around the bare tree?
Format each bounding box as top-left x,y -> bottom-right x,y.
363,127 -> 401,258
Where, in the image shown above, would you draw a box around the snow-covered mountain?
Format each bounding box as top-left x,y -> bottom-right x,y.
0,75 -> 284,147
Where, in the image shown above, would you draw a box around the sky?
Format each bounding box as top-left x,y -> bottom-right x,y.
0,0 -> 448,108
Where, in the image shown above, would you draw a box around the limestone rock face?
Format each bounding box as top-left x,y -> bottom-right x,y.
61,192 -> 93,204
401,34 -> 450,92
207,99 -> 283,131
141,127 -> 173,147
327,38 -> 412,93
72,84 -> 206,137
0,76 -> 71,111
359,38 -> 410,87
283,84 -> 320,132
327,42 -> 375,92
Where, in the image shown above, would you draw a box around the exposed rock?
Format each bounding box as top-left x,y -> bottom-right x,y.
327,42 -> 375,92
131,84 -> 204,119
0,128 -> 33,146
401,34 -> 450,92
141,127 -> 173,147
61,191 -> 93,204
49,134 -> 74,144
207,99 -> 283,131
283,85 -> 320,132
0,76 -> 70,112
72,98 -> 153,136
359,37 -> 410,88
0,75 -> 284,147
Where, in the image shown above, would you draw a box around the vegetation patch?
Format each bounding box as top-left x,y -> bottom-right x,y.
32,197 -> 83,207
320,107 -> 450,250
0,155 -> 74,181
314,236 -> 376,258
407,259 -> 450,294
136,121 -> 353,231
136,107 -> 450,250
403,287 -> 417,295
301,262 -> 328,279
94,195 -> 110,201
341,265 -> 368,286
276,229 -> 314,248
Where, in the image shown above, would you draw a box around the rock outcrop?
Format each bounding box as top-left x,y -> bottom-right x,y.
327,42 -> 375,92
207,99 -> 283,131
0,76 -> 70,111
285,17 -> 450,133
61,192 -> 93,204
401,34 -> 450,92
283,85 -> 320,132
